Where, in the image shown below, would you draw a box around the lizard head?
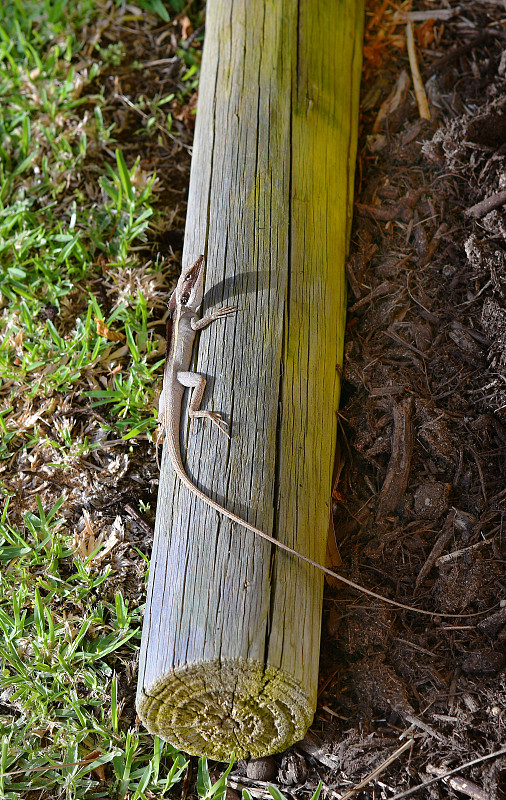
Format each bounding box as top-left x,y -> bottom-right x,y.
170,254 -> 205,313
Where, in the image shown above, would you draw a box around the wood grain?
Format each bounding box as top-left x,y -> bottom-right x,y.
136,0 -> 364,759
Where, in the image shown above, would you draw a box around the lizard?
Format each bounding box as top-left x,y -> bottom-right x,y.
158,255 -> 485,619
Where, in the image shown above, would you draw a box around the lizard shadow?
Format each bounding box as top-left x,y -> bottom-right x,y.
202,270 -> 269,309
183,269 -> 273,518
197,267 -> 270,408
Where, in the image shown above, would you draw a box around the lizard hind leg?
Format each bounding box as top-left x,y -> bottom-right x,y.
177,370 -> 230,438
193,409 -> 230,437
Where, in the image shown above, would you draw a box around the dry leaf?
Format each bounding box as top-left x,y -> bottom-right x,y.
173,92 -> 198,127
131,164 -> 151,190
74,510 -> 114,562
416,18 -> 435,48
95,318 -> 125,342
180,15 -> 192,40
373,70 -> 410,133
79,749 -> 106,782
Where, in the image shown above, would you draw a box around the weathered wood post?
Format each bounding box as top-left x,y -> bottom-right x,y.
136,0 -> 364,759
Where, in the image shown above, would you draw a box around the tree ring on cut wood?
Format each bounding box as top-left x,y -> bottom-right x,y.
136,658 -> 313,759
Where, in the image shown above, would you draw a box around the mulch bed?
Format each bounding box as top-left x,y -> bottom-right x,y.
295,2 -> 506,797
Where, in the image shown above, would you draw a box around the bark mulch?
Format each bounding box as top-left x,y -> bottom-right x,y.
290,2 -> 506,797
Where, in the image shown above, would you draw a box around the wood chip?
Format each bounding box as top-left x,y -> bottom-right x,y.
427,765 -> 489,800
377,397 -> 414,517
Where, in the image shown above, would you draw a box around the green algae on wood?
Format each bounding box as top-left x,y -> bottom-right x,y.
137,660 -> 314,760
136,0 -> 365,759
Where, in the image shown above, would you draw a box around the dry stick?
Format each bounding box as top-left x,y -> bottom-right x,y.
385,746 -> 506,800
406,9 -> 456,21
402,714 -> 445,743
348,280 -> 390,313
124,503 -> 154,536
466,189 -> 506,218
384,329 -> 428,360
470,446 -> 488,505
436,539 -> 491,566
406,22 -> 431,120
426,766 -> 488,800
414,519 -> 454,593
336,740 -> 415,800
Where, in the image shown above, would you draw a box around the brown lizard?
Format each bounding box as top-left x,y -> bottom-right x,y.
158,256 -> 485,619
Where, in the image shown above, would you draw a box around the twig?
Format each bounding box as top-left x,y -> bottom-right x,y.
113,91 -> 182,147
435,538 -> 490,566
406,9 -> 458,21
470,446 -> 488,505
402,714 -> 446,743
384,329 -> 428,360
406,23 -> 431,120
180,23 -> 205,50
124,503 -> 154,536
336,740 -> 415,800
406,271 -> 440,323
348,281 -> 391,313
465,189 -> 506,219
414,518 -> 454,592
426,766 -> 488,800
386,746 -> 506,800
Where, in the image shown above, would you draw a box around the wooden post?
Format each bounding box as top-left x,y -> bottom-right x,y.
136,0 -> 364,759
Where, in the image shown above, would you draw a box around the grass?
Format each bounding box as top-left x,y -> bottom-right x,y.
0,1 -> 328,797
0,488 -> 183,798
0,0 -> 204,796
0,5 -> 164,447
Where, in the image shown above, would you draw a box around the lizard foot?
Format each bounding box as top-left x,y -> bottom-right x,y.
191,410 -> 230,437
214,305 -> 237,318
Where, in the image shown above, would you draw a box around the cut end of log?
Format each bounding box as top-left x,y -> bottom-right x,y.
136,658 -> 314,759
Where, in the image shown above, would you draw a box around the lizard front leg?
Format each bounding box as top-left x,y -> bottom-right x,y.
177,371 -> 230,436
191,306 -> 237,331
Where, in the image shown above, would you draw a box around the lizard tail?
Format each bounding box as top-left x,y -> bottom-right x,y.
168,454 -> 476,619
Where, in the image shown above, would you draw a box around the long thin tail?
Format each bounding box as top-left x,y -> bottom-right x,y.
170,457 -> 477,619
